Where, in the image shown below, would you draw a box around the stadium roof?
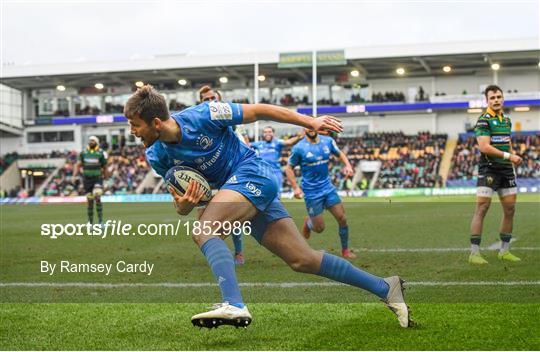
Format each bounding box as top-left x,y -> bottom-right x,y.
1,38 -> 539,90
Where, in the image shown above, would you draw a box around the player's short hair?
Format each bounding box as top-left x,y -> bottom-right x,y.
198,85 -> 222,102
484,85 -> 503,98
263,126 -> 275,132
124,85 -> 170,124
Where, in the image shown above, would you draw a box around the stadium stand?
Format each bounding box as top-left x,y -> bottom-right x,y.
371,91 -> 406,103
0,152 -> 18,175
278,132 -> 447,191
336,132 -> 446,189
2,130 -> 537,198
40,145 -> 150,196
41,151 -> 79,196
104,145 -> 150,195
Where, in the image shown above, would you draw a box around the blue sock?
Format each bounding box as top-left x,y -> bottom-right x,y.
200,238 -> 244,308
232,233 -> 243,254
338,225 -> 349,250
317,252 -> 389,299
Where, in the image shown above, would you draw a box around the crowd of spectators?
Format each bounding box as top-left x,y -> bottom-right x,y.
40,145 -> 151,196
105,102 -> 126,113
7,130 -> 537,198
347,93 -> 365,103
448,133 -> 540,181
41,151 -> 79,196
0,185 -> 32,198
104,145 -> 150,194
76,105 -> 101,115
232,98 -> 250,104
279,94 -> 309,106
276,131 -> 446,191
371,91 -> 406,103
335,132 -> 446,189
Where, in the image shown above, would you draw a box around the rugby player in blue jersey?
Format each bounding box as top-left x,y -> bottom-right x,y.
198,85 -> 247,265
285,129 -> 357,259
251,126 -> 303,195
124,85 -> 411,328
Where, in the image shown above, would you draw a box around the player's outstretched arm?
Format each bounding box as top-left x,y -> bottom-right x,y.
241,104 -> 343,135
477,136 -> 522,165
282,130 -> 305,147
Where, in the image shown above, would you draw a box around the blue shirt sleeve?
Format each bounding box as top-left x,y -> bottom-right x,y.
206,101 -> 244,128
277,139 -> 285,153
288,145 -> 302,167
329,137 -> 341,155
145,144 -> 170,179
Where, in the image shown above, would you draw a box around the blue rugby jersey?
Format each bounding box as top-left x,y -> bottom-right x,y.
251,139 -> 285,171
288,135 -> 341,197
146,101 -> 257,188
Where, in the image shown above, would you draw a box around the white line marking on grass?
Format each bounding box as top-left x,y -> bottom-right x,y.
1,281 -> 539,288
358,247 -> 540,252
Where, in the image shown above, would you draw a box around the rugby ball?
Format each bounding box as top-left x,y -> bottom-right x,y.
165,166 -> 212,205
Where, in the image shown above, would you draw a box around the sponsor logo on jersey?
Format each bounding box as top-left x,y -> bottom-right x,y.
323,146 -> 330,154
173,159 -> 184,165
305,159 -> 329,167
245,181 -> 262,196
306,152 -> 314,158
476,120 -> 489,128
84,157 -> 100,165
196,134 -> 214,150
491,135 -> 510,143
226,175 -> 238,184
209,101 -> 233,120
199,142 -> 224,171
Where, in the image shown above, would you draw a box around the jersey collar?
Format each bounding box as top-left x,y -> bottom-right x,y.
486,107 -> 504,122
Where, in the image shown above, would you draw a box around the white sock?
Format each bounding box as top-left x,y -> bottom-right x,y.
500,241 -> 510,254
471,244 -> 480,254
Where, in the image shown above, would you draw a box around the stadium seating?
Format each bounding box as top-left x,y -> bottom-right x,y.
3,131 -> 538,198
40,145 -> 150,196
336,132 -> 446,189
0,152 -> 18,175
279,132 -> 447,191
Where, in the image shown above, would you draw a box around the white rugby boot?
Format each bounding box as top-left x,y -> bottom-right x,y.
191,302 -> 252,329
381,276 -> 413,328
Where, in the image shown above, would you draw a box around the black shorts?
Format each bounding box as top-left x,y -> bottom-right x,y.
477,163 -> 516,191
83,176 -> 103,194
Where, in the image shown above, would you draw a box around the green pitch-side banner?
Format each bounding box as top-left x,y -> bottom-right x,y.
278,50 -> 346,68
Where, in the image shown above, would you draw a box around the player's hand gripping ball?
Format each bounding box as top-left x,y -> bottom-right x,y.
165,166 -> 213,206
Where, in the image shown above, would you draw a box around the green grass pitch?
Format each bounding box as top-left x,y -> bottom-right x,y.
1,194 -> 539,350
